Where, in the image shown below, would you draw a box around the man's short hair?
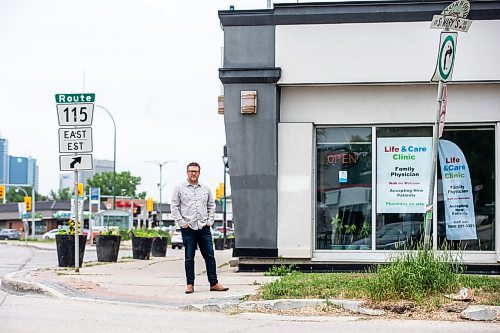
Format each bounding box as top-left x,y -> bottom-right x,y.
186,162 -> 201,171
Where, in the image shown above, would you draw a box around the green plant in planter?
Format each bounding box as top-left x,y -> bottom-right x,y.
360,220 -> 370,242
119,228 -> 131,241
331,214 -> 343,244
100,228 -> 120,236
344,223 -> 357,244
130,228 -> 154,238
150,228 -> 170,242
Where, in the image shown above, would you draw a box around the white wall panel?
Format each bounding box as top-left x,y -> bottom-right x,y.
278,122 -> 313,258
276,21 -> 500,84
280,84 -> 500,124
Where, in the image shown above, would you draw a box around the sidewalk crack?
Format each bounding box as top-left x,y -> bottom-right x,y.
0,293 -> 7,307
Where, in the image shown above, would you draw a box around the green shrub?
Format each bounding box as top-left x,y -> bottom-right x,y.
367,246 -> 463,303
130,228 -> 153,238
128,228 -> 170,241
119,228 -> 131,241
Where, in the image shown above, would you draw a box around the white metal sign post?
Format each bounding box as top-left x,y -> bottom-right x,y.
423,0 -> 472,250
56,93 -> 95,272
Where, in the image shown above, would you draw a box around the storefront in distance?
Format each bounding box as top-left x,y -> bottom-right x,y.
219,1 -> 500,272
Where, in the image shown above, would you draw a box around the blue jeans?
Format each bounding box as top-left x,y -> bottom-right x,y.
181,226 -> 218,286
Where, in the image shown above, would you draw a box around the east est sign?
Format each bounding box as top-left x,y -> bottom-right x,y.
58,127 -> 93,153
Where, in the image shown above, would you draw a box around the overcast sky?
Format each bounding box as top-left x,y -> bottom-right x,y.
0,0 -> 293,202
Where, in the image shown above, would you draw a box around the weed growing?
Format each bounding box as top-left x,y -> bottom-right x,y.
265,256 -> 297,277
367,246 -> 463,303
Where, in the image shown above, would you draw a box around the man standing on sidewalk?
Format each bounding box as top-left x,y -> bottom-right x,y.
171,162 -> 229,294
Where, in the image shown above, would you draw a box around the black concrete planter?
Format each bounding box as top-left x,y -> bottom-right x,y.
151,237 -> 168,257
132,237 -> 153,260
55,234 -> 87,267
214,238 -> 225,251
96,235 -> 121,262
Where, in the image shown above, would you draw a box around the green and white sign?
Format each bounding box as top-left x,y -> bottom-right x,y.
55,93 -> 95,104
431,32 -> 458,82
376,137 -> 433,213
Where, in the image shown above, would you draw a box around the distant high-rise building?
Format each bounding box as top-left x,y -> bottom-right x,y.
59,158 -> 114,190
0,136 -> 7,184
8,156 -> 39,191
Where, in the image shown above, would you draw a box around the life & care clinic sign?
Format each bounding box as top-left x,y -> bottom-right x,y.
377,137 -> 432,213
438,140 -> 476,240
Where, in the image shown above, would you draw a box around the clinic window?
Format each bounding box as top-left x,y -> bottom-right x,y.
375,127 -> 432,250
316,127 -> 372,250
437,126 -> 495,251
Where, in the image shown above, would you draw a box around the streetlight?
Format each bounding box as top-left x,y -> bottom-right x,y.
95,105 -> 117,210
14,187 -> 28,197
146,160 -> 177,226
222,145 -> 229,248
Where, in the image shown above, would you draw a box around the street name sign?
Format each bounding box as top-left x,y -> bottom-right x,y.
57,103 -> 94,126
430,15 -> 472,32
59,154 -> 93,171
430,0 -> 472,32
58,127 -> 93,153
431,31 -> 458,82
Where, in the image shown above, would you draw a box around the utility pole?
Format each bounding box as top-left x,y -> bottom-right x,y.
146,160 -> 177,226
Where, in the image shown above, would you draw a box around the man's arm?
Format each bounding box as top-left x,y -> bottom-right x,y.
206,187 -> 216,226
170,186 -> 185,227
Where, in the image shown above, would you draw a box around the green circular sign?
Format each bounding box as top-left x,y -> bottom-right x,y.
438,35 -> 456,81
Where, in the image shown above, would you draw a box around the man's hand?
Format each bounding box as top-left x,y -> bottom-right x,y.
181,223 -> 189,228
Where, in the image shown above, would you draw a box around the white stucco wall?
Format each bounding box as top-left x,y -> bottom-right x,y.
278,122 -> 313,258
276,20 -> 500,84
280,84 -> 500,124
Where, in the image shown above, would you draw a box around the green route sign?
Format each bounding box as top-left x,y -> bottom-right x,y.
55,93 -> 95,104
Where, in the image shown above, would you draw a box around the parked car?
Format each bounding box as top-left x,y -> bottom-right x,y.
0,229 -> 21,240
171,228 -> 183,249
211,226 -> 234,239
42,229 -> 60,239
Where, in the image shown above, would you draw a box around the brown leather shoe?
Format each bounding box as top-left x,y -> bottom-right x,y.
210,283 -> 229,292
185,284 -> 194,294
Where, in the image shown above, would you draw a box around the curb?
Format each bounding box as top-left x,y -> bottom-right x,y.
1,270 -> 66,298
182,298 -> 384,316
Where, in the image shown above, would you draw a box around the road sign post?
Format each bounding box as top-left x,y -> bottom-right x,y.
56,93 -> 95,272
423,0 -> 472,251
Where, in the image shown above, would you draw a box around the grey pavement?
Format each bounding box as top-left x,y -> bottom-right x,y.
1,240 -> 499,323
0,240 -> 277,308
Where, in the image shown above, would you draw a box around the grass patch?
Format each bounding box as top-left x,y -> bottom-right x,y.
260,272 -> 499,307
261,272 -> 372,300
259,247 -> 499,308
18,238 -> 55,243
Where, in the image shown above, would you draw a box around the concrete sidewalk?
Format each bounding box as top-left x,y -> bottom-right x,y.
2,241 -> 499,321
1,241 -> 277,309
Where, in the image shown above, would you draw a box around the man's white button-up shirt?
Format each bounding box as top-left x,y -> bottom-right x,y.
171,181 -> 215,229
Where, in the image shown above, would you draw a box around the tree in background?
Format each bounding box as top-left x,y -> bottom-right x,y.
86,171 -> 147,199
48,188 -> 72,201
5,187 -> 47,202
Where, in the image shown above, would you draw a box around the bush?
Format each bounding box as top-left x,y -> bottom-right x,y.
367,246 -> 463,303
119,228 -> 131,241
